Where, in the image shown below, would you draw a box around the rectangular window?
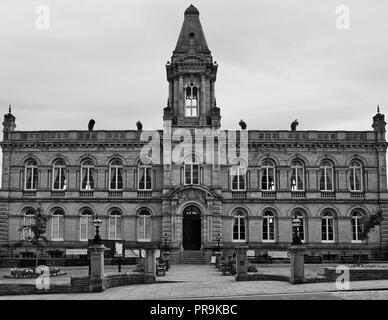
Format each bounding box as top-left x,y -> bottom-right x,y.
231,167 -> 246,191
184,164 -> 199,185
81,168 -> 95,190
25,168 -> 38,190
51,215 -> 64,240
233,216 -> 246,241
138,167 -> 152,190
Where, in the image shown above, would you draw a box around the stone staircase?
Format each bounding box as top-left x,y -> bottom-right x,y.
178,250 -> 207,264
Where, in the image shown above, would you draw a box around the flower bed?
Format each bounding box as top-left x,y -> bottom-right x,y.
4,266 -> 66,279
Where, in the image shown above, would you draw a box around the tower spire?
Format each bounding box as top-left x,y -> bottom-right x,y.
173,4 -> 211,58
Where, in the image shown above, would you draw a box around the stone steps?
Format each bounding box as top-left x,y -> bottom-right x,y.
178,250 -> 207,264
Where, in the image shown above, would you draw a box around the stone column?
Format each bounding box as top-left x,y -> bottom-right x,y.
290,245 -> 305,284
144,247 -> 156,283
235,246 -> 248,281
200,74 -> 206,125
178,75 -> 184,121
88,243 -> 106,292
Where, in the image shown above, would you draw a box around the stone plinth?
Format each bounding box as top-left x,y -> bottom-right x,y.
290,246 -> 305,284
88,243 -> 107,292
235,246 -> 248,281
144,247 -> 156,283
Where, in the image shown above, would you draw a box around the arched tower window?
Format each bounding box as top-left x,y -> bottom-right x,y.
24,159 -> 38,190
52,159 -> 67,190
185,82 -> 199,117
109,159 -> 123,190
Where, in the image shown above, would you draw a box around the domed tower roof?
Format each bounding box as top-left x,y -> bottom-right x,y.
184,4 -> 199,15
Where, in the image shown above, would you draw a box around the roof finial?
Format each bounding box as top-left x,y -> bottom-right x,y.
8,104 -> 11,114
377,104 -> 380,114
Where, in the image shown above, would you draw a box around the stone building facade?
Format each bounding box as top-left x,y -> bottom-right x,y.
1,5 -> 388,263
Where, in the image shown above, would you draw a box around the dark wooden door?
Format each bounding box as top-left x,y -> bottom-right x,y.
183,214 -> 201,250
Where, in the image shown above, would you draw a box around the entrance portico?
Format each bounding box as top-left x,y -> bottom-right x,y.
161,186 -> 222,261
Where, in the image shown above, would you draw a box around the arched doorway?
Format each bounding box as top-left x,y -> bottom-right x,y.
182,205 -> 201,250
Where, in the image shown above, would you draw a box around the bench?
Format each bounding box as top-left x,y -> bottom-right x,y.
156,262 -> 167,276
221,259 -> 236,276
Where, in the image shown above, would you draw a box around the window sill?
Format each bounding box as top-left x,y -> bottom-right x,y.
138,239 -> 151,242
351,240 -> 362,244
51,238 -> 64,242
262,240 -> 276,243
232,240 -> 246,243
321,240 -> 335,243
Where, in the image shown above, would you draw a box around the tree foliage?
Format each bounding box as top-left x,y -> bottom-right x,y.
360,209 -> 383,243
20,206 -> 49,245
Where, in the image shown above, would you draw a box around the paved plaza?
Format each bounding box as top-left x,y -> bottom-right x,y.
1,264 -> 388,300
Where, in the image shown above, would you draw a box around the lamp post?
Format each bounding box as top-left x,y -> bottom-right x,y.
291,214 -> 302,245
163,233 -> 168,249
93,216 -> 102,245
216,233 -> 221,250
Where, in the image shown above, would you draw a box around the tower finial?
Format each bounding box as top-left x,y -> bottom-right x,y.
8,104 -> 11,114
377,104 -> 380,114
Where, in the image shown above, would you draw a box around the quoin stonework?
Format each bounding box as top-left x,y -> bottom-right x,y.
1,5 -> 388,263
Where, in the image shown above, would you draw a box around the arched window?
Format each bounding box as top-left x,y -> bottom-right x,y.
349,160 -> 363,191
263,211 -> 275,241
23,209 -> 35,240
261,160 -> 275,191
24,159 -> 38,190
185,82 -> 198,117
81,159 -> 95,190
109,210 -> 122,240
319,160 -> 334,191
138,160 -> 152,190
52,159 -> 67,190
138,209 -> 151,241
290,160 -> 304,191
233,210 -> 246,241
51,209 -> 64,241
231,161 -> 246,191
80,209 -> 93,241
351,210 -> 363,242
322,210 -> 335,242
109,159 -> 123,190
292,210 -> 305,242
184,154 -> 199,185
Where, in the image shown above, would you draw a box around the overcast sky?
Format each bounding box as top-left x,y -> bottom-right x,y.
0,0 -> 387,132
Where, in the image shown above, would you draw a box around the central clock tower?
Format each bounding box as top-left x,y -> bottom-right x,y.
163,5 -> 221,128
